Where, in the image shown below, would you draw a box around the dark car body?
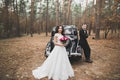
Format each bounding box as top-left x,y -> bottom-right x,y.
45,25 -> 82,59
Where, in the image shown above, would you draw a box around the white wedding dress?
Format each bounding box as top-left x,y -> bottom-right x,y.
32,33 -> 74,80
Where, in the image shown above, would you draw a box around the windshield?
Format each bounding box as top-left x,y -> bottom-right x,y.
64,28 -> 77,35
51,25 -> 78,36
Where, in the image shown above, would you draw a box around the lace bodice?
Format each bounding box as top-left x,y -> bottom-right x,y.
54,33 -> 63,44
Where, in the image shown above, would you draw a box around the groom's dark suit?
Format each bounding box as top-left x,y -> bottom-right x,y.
79,28 -> 91,61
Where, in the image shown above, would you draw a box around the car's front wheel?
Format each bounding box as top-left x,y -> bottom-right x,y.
45,42 -> 51,57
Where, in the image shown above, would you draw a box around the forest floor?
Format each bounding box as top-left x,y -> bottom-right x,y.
0,33 -> 120,80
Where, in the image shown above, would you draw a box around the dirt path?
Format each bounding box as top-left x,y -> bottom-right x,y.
0,34 -> 120,80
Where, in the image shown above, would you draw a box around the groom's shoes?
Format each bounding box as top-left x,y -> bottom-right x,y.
85,59 -> 93,63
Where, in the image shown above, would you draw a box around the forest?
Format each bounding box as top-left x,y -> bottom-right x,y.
0,0 -> 119,39
0,0 -> 120,80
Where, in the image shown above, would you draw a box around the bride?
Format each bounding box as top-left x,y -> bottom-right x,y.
32,25 -> 74,80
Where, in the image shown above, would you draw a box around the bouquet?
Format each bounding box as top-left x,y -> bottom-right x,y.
60,36 -> 69,44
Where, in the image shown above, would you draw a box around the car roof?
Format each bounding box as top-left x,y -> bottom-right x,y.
52,25 -> 77,31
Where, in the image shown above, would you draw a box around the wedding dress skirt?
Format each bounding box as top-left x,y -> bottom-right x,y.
32,46 -> 74,80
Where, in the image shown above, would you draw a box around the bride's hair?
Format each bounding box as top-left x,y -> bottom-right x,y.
55,25 -> 64,35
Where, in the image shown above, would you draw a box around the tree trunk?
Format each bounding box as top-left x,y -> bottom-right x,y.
56,0 -> 59,26
25,11 -> 28,35
62,0 -> 66,25
93,0 -> 96,33
30,0 -> 35,37
95,0 -> 102,39
15,0 -> 20,37
46,0 -> 49,36
38,0 -> 42,35
67,0 -> 72,24
4,0 -> 10,38
84,0 -> 88,23
88,22 -> 92,35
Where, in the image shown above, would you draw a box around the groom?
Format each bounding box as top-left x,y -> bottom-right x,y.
79,24 -> 93,63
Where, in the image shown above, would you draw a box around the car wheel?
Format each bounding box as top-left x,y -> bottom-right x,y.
45,42 -> 51,58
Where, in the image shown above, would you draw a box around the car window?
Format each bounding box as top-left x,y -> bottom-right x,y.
64,28 -> 77,35
64,28 -> 72,35
51,26 -> 78,35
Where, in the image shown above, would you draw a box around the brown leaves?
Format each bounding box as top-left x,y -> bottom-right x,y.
0,34 -> 120,80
